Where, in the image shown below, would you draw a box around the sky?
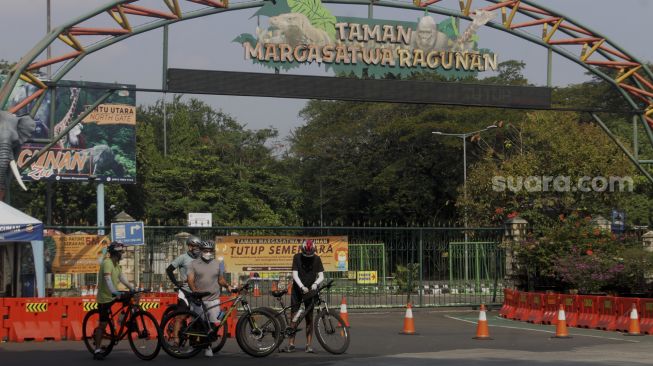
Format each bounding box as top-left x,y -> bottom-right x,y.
0,0 -> 651,140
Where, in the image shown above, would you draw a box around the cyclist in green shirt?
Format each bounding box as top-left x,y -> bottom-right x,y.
93,242 -> 135,360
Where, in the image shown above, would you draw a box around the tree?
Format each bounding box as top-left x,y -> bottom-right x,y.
457,111 -> 638,231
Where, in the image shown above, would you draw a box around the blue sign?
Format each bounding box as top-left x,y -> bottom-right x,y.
611,209 -> 626,234
111,221 -> 145,245
0,223 -> 44,242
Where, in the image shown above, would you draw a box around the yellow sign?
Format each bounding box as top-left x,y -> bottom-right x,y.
83,103 -> 136,125
26,302 -> 48,312
357,271 -> 378,284
215,236 -> 348,273
54,273 -> 72,289
347,271 -> 357,280
82,300 -> 98,312
51,234 -> 111,273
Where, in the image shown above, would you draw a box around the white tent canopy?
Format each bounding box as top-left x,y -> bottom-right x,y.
0,201 -> 45,297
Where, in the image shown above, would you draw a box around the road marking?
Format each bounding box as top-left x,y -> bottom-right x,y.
445,315 -> 640,343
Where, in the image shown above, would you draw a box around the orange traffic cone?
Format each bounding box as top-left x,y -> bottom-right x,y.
340,296 -> 350,327
287,282 -> 293,295
81,285 -> 88,296
399,303 -> 417,335
552,304 -> 572,338
159,283 -> 164,293
271,281 -> 278,292
625,303 -> 644,336
253,283 -> 261,297
473,304 -> 492,340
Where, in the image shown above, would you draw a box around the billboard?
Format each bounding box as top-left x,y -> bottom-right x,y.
49,234 -> 111,274
0,75 -> 137,183
214,236 -> 349,273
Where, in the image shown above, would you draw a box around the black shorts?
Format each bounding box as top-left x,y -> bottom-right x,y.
290,287 -> 315,314
98,302 -> 113,322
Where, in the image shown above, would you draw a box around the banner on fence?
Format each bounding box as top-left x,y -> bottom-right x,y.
214,236 -> 348,272
51,234 -> 111,273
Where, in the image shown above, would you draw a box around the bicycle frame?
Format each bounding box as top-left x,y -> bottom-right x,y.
274,288 -> 331,335
106,294 -> 143,343
180,291 -> 253,341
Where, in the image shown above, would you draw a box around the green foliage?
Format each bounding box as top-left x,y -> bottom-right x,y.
458,111 -> 637,232
287,0 -> 337,41
392,263 -> 420,294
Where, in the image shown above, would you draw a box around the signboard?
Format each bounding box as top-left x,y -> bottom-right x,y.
357,271 -> 378,284
235,0 -> 497,79
214,236 -> 349,273
111,221 -> 145,245
54,273 -> 72,289
51,234 -> 111,273
0,76 -> 138,184
188,213 -> 212,227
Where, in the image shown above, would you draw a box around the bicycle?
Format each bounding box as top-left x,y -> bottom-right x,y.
259,279 -> 350,354
159,282 -> 281,358
82,289 -> 163,360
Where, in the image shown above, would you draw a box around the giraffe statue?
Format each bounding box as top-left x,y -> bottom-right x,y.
52,87 -> 81,149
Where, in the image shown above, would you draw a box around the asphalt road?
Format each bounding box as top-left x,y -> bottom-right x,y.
1,309 -> 651,366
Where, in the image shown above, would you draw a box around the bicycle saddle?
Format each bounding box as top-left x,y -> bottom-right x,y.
270,289 -> 288,298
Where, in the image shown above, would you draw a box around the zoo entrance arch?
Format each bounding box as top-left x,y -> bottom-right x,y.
1,0 -> 653,183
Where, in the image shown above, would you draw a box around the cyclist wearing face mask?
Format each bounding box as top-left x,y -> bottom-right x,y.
93,242 -> 135,360
187,240 -> 232,357
284,239 -> 324,354
166,235 -> 202,311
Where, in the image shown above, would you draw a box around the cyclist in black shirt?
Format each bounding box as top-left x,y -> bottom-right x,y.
284,239 -> 324,353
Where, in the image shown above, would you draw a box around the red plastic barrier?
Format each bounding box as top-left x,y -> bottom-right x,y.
576,295 -> 599,328
640,298 -> 653,335
0,298 -> 8,341
526,293 -> 545,324
596,297 -> 618,331
499,289 -> 516,318
513,292 -> 529,321
615,298 -> 640,332
559,295 -> 579,327
4,298 -> 65,342
542,293 -> 559,325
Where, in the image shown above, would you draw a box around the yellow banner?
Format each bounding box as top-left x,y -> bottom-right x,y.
357,271 -> 378,284
214,236 -> 348,273
51,235 -> 111,273
54,273 -> 72,289
82,103 -> 136,125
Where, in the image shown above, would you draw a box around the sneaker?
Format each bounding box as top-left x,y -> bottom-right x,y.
305,346 -> 315,353
204,347 -> 213,357
93,349 -> 105,360
281,344 -> 296,353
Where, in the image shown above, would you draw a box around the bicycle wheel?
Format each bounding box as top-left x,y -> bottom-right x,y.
314,309 -> 349,354
210,321 -> 228,353
160,310 -> 204,359
128,310 -> 162,360
82,309 -> 116,358
256,306 -> 286,348
235,309 -> 281,357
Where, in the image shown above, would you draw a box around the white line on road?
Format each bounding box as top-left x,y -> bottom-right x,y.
444,315 -> 640,343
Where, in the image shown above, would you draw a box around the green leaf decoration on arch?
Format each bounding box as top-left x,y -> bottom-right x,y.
287,0 -> 337,41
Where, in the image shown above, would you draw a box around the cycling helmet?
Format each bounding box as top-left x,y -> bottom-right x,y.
186,235 -> 202,247
108,241 -> 125,255
301,239 -> 316,257
199,240 -> 215,250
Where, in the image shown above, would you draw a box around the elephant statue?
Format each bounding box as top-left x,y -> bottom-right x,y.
0,110 -> 36,201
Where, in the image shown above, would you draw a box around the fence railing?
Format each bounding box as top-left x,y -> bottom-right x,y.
44,225 -> 505,308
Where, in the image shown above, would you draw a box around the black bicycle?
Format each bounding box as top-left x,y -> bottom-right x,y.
159,283 -> 281,358
259,279 -> 350,354
82,290 -> 162,360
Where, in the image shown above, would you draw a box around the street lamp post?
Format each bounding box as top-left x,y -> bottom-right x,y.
432,125 -> 497,282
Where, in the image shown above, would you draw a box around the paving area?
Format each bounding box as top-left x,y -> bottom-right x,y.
1,309 -> 651,366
